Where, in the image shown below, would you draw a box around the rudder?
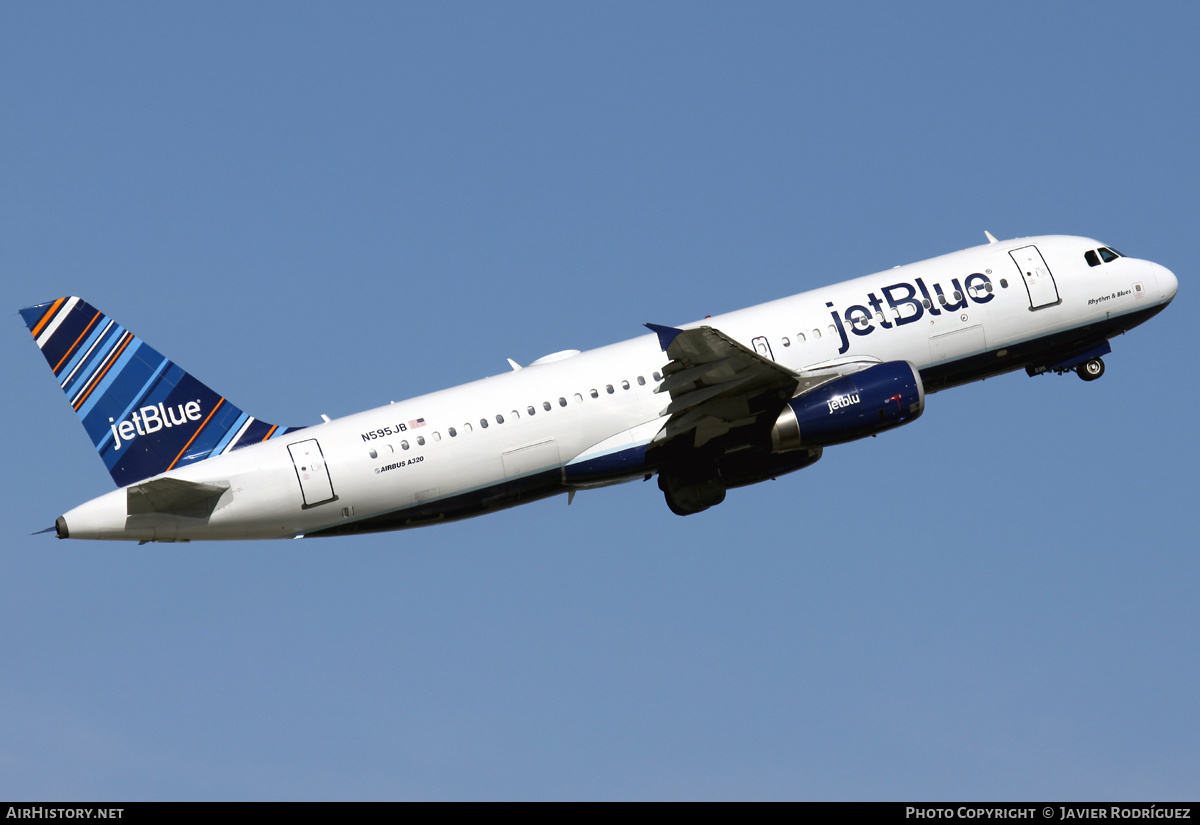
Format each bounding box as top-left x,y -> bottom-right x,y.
20,296 -> 299,487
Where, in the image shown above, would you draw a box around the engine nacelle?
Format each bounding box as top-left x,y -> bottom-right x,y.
771,360 -> 924,450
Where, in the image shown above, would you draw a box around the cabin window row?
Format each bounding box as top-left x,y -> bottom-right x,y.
367,371 -> 663,459
472,373 -> 656,429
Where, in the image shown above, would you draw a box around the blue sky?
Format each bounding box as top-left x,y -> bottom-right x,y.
2,1 -> 1197,800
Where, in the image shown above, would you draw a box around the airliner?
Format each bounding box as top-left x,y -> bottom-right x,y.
20,233 -> 1177,542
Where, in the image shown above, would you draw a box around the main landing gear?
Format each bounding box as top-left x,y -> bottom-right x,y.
658,461 -> 726,516
1077,357 -> 1105,382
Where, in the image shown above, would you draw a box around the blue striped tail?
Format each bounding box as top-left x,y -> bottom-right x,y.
19,297 -> 300,487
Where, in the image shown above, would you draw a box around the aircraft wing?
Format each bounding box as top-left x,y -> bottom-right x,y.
646,323 -> 847,450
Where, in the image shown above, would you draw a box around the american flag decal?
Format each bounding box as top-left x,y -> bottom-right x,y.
409,418 -> 426,428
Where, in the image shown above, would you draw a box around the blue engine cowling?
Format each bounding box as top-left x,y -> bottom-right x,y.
771,360 -> 924,450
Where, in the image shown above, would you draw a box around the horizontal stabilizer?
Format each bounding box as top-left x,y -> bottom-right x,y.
127,476 -> 229,517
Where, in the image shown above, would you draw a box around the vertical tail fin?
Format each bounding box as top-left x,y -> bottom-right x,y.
19,297 -> 299,487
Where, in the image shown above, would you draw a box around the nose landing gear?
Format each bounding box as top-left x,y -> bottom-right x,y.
1077,357 -> 1105,382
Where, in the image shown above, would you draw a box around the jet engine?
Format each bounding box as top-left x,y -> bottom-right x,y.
771,360 -> 924,451
658,361 -> 922,516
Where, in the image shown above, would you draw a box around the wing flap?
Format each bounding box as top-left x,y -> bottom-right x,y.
661,373 -> 758,416
654,356 -> 738,394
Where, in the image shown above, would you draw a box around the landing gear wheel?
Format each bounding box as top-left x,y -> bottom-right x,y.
1078,357 -> 1105,382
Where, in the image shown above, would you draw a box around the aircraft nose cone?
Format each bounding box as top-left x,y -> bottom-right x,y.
1159,264 -> 1178,302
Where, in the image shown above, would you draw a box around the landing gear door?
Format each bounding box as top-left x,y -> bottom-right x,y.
288,439 -> 337,508
1010,245 -> 1061,310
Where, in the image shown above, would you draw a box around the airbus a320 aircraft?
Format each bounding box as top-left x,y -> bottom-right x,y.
20,233 -> 1177,542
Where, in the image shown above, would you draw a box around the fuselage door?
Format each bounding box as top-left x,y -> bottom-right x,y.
288,439 -> 337,508
1009,245 -> 1061,310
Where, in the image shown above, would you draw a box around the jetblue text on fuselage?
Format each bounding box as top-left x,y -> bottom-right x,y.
827,273 -> 995,354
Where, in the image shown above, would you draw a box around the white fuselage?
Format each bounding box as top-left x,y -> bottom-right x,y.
59,235 -> 1178,541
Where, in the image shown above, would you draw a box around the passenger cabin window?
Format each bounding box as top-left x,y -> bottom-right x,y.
496,414 -> 504,424
401,440 -> 410,450
622,380 -> 630,390
797,332 -> 806,342
812,329 -> 821,340
449,427 -> 457,437
543,401 -> 552,411
480,418 -> 489,428
558,397 -> 567,407
606,384 -> 614,394
528,405 -> 536,416
782,337 -> 790,347
637,376 -> 646,385
416,436 -> 425,446
369,449 -> 377,459
589,389 -> 598,399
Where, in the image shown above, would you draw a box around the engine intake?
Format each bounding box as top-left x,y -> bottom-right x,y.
771,360 -> 924,450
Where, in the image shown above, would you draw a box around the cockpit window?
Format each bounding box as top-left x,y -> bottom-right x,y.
1086,247 -> 1125,267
